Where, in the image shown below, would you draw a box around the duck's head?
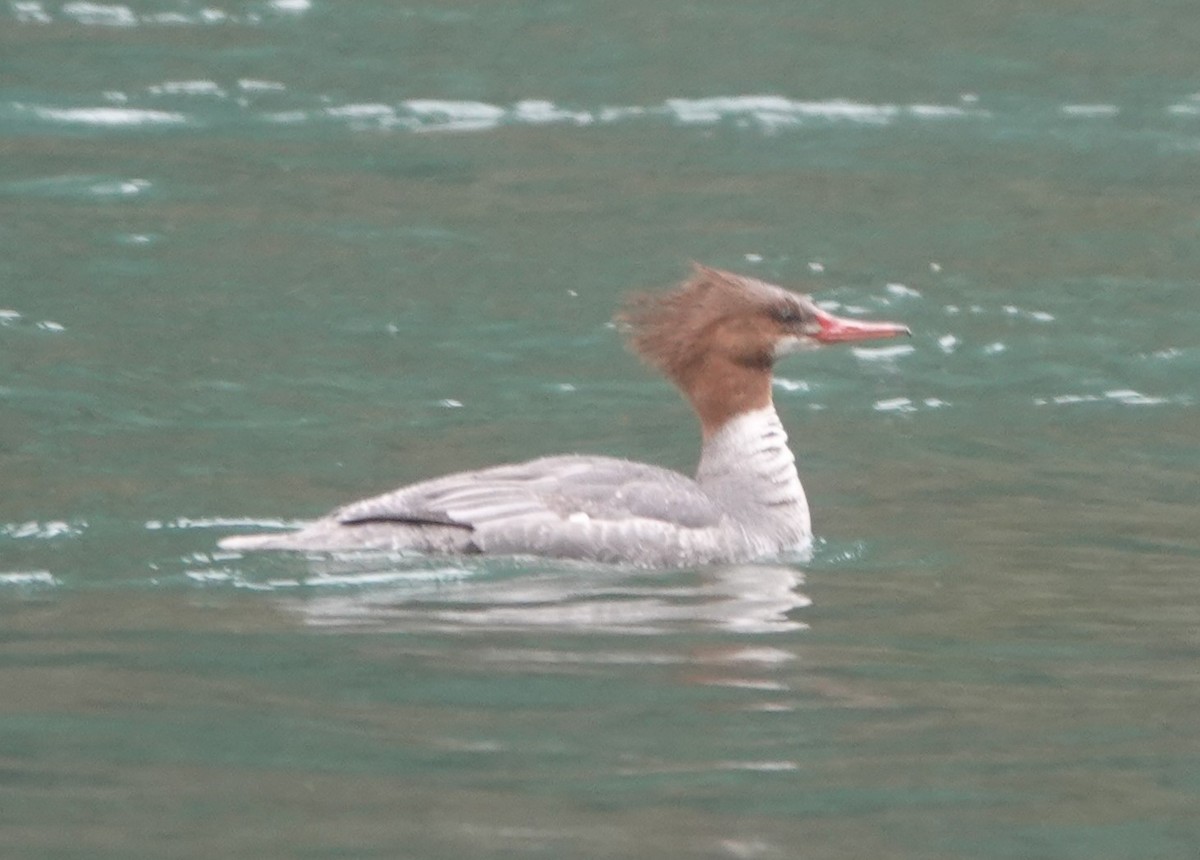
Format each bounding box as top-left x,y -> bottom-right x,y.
621,264 -> 910,377
619,265 -> 910,435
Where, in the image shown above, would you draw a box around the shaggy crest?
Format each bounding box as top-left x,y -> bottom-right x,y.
618,264 -> 801,381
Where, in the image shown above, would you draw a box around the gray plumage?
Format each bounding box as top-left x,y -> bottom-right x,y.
218,407 -> 811,567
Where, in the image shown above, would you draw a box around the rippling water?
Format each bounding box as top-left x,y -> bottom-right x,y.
3,2 -> 1199,857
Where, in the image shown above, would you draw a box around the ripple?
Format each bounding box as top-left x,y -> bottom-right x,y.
1167,94 -> 1200,115
1061,104 -> 1119,118
0,571 -> 59,587
773,377 -> 810,393
719,838 -> 781,859
852,344 -> 915,361
937,334 -> 960,353
662,96 -> 988,129
90,177 -> 151,196
10,1 -> 305,26
324,103 -> 394,119
11,1 -> 51,23
873,396 -> 917,413
278,562 -> 810,635
29,106 -> 188,126
61,2 -> 137,26
182,562 -> 472,593
513,99 -> 593,126
1,520 -> 87,540
147,80 -> 227,98
808,538 -> 870,568
131,94 -> 1001,135
0,174 -> 156,200
717,760 -> 799,772
14,90 -> 1200,140
0,310 -> 68,334
304,567 -> 473,588
1003,304 -> 1056,322
885,282 -> 922,298
114,232 -> 160,246
1033,389 -> 1180,407
237,79 -> 286,93
145,516 -> 307,531
405,99 -> 506,132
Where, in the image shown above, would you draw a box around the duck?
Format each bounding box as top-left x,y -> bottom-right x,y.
219,265 -> 909,567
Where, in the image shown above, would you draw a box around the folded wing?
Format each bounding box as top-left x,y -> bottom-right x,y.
334,455 -> 732,564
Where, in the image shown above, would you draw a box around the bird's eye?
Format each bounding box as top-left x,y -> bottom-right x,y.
771,304 -> 805,325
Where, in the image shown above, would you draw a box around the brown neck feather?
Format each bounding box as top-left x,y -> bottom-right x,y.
677,354 -> 775,439
619,266 -> 785,438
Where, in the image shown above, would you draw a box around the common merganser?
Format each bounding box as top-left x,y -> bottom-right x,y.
219,265 -> 909,567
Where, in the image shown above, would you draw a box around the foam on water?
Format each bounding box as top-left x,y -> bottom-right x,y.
324,103 -> 395,119
1003,304 -> 1056,322
885,282 -> 922,298
666,96 -> 904,127
237,79 -> 286,92
852,344 -> 916,361
873,397 -> 918,413
29,106 -> 188,126
61,1 -> 137,26
0,308 -> 67,332
1034,389 -> 1177,407
937,334 -> 960,353
513,100 -> 593,126
1061,104 -> 1120,118
11,1 -> 51,22
10,89 -> 1200,142
773,378 -> 810,393
182,562 -> 473,592
90,177 -> 151,196
0,571 -> 60,587
2,520 -> 87,539
147,80 -> 227,98
145,516 -> 307,531
9,1 -> 306,26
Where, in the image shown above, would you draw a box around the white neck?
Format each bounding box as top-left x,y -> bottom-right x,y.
695,405 -> 811,540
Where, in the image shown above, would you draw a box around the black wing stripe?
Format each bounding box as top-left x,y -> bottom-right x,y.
341,513 -> 474,530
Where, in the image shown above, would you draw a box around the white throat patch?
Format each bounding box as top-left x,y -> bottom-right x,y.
773,335 -> 819,357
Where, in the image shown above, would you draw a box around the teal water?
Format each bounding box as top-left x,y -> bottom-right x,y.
3,2 -> 1199,857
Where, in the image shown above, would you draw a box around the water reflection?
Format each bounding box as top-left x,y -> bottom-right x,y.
281,557 -> 809,635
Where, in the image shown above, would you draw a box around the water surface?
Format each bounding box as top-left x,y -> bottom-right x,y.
2,2 -> 1199,857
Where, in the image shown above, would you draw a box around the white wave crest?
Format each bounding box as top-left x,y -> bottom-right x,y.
32,107 -> 187,126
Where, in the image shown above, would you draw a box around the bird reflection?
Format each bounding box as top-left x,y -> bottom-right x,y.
281,557 -> 810,636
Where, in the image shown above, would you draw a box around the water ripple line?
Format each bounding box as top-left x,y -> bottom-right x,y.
13,90 -> 1200,139
1,520 -> 87,540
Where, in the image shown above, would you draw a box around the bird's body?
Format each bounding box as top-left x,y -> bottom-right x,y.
220,266 -> 908,567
